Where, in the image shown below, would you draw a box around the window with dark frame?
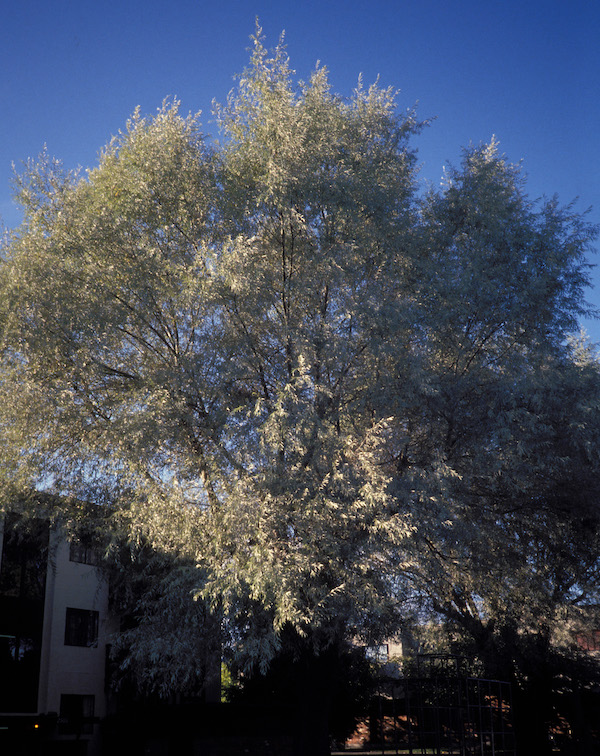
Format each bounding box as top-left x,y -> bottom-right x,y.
69,540 -> 99,566
64,608 -> 99,647
365,643 -> 390,664
0,514 -> 49,599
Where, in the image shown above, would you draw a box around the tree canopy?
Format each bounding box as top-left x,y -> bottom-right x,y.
1,28 -> 599,754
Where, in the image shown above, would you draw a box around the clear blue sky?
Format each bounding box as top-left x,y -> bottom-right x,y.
2,0 -> 599,338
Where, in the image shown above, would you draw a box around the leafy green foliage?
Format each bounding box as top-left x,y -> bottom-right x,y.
0,26 -> 599,751
106,541 -> 219,698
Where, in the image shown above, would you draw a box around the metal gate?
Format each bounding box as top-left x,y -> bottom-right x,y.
345,655 -> 517,755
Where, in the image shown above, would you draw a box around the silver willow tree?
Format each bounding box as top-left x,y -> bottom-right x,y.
1,29 -> 598,754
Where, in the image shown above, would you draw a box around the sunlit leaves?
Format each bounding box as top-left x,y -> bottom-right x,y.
0,28 -> 598,692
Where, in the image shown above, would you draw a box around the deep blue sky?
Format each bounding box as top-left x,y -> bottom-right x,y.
2,0 -> 599,339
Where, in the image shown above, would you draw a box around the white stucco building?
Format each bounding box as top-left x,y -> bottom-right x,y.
0,513 -> 117,755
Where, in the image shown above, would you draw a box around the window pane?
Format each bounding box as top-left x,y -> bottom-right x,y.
64,608 -> 99,647
0,634 -> 41,712
0,514 -> 48,600
366,644 -> 389,664
69,541 -> 99,566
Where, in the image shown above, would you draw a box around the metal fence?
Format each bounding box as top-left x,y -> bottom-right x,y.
344,656 -> 517,756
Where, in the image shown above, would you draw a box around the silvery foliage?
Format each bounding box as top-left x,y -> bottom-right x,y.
0,28 -> 598,683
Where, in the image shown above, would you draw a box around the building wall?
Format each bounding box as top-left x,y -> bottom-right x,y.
37,530 -> 117,720
0,512 -> 117,753
1,508 -> 221,755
